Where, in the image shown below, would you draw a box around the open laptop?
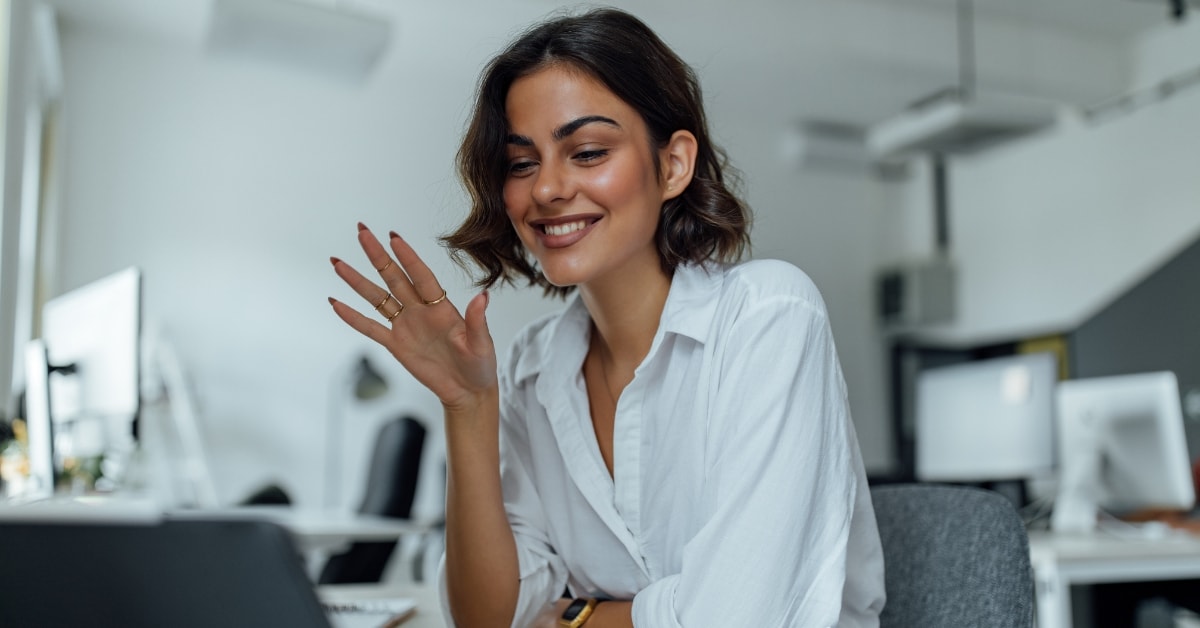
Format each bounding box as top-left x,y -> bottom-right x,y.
0,515 -> 413,627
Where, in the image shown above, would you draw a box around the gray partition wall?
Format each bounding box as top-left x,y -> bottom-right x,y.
1069,234 -> 1200,458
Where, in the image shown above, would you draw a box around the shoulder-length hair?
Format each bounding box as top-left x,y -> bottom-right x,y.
441,7 -> 750,297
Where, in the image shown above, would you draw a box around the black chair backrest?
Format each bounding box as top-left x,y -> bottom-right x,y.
318,415 -> 426,584
871,483 -> 1034,628
358,415 -> 426,519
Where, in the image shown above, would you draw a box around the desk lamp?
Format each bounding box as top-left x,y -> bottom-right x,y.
325,356 -> 388,509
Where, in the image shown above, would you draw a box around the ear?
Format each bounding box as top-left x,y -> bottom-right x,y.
659,130 -> 698,202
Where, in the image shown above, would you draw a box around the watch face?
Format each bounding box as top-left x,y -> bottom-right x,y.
563,598 -> 589,620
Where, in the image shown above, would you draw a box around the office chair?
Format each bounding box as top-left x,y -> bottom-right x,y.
871,483 -> 1034,628
318,415 -> 426,584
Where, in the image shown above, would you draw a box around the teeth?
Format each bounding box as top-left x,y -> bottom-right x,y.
545,220 -> 588,236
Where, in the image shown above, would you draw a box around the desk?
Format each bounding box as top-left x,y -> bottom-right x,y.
1029,529 -> 1200,628
171,506 -> 441,579
176,506 -> 439,553
0,498 -> 437,553
0,497 -> 441,581
319,583 -> 445,628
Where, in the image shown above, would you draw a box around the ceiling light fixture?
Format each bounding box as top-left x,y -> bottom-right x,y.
207,0 -> 392,83
865,0 -> 1057,159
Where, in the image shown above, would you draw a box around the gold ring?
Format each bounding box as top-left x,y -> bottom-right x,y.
376,260 -> 393,273
373,293 -> 393,312
421,289 -> 448,306
385,303 -> 404,321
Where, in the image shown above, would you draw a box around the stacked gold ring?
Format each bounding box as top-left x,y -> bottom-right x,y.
374,293 -> 404,321
421,289 -> 448,306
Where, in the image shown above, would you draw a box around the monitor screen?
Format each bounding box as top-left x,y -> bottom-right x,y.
1052,371 -> 1195,533
915,352 -> 1058,482
21,340 -> 54,499
40,267 -> 142,476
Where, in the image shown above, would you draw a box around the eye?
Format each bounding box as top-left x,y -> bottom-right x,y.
574,149 -> 609,162
508,159 -> 537,177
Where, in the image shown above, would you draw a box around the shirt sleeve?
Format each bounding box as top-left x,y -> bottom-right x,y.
631,295 -> 862,627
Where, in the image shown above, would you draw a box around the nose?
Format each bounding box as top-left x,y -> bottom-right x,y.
531,159 -> 571,206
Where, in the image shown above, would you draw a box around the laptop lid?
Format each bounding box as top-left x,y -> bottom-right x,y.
0,516 -> 332,628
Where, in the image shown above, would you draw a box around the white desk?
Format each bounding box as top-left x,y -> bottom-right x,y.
0,498 -> 437,552
1029,529 -> 1200,628
0,497 -> 441,581
180,506 -> 439,553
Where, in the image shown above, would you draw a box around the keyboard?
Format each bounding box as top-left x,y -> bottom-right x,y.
324,597 -> 418,628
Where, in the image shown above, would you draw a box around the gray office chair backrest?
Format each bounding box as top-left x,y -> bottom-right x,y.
871,483 -> 1034,628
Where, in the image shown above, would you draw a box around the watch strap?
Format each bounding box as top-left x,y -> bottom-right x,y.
558,597 -> 599,627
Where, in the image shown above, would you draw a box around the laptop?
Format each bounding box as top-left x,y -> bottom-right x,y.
0,515 -> 414,627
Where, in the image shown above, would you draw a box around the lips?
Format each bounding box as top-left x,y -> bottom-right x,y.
531,215 -> 601,249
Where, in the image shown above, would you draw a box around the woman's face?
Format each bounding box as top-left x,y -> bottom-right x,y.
502,64 -> 670,290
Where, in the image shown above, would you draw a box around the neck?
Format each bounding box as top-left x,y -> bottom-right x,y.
580,263 -> 672,370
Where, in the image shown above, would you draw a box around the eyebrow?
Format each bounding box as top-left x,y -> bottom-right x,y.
506,115 -> 622,146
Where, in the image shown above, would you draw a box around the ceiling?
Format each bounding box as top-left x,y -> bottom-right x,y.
44,0 -> 1178,47
889,0 -> 1177,39
39,0 -> 1186,131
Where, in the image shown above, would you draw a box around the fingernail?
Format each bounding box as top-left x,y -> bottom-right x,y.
327,297 -> 337,306
482,290 -> 490,309
330,256 -> 341,266
357,222 -> 368,232
389,230 -> 401,241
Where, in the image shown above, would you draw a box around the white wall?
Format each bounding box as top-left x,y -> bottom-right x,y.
54,4 -> 567,511
45,1 -> 1171,509
51,0 -> 932,504
884,17 -> 1200,346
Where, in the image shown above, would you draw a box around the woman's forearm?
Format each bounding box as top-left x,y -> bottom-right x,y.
443,388 -> 521,628
588,601 -> 634,627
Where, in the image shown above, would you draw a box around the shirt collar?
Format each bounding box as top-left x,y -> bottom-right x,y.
657,262 -> 725,344
513,262 -> 726,383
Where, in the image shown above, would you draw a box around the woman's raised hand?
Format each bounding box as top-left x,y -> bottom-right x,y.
329,223 -> 497,409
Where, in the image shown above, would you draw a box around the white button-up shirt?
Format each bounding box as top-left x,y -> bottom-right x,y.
441,260 -> 885,627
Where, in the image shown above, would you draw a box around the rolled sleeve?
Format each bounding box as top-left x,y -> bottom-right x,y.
631,574 -> 682,628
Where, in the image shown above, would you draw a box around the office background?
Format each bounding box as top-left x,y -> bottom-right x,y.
1,0 -> 1199,516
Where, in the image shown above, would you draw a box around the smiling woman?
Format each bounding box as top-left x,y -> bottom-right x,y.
327,7 -> 885,628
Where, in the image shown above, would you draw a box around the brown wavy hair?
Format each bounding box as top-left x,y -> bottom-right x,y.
441,7 -> 750,297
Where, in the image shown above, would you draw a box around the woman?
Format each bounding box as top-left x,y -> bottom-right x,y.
329,8 -> 885,627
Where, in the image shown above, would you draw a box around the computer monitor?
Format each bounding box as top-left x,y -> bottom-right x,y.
1052,371 -> 1195,533
21,340 -> 55,499
39,267 -> 142,486
915,352 -> 1058,483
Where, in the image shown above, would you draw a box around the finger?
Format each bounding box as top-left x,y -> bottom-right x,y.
356,223 -> 420,305
330,256 -> 405,322
387,231 -> 446,305
462,291 -> 493,354
327,297 -> 393,346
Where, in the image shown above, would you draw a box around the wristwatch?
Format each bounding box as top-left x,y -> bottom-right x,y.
558,597 -> 599,627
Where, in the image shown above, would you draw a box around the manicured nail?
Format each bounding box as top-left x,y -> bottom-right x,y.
389,230 -> 401,241
330,256 -> 341,266
357,222 -> 368,232
482,290 -> 490,309
327,297 -> 337,306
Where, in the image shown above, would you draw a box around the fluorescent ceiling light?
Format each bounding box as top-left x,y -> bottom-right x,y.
866,89 -> 1058,159
207,0 -> 392,82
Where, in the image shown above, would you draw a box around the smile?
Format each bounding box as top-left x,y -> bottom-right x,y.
542,220 -> 589,236
532,216 -> 601,249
